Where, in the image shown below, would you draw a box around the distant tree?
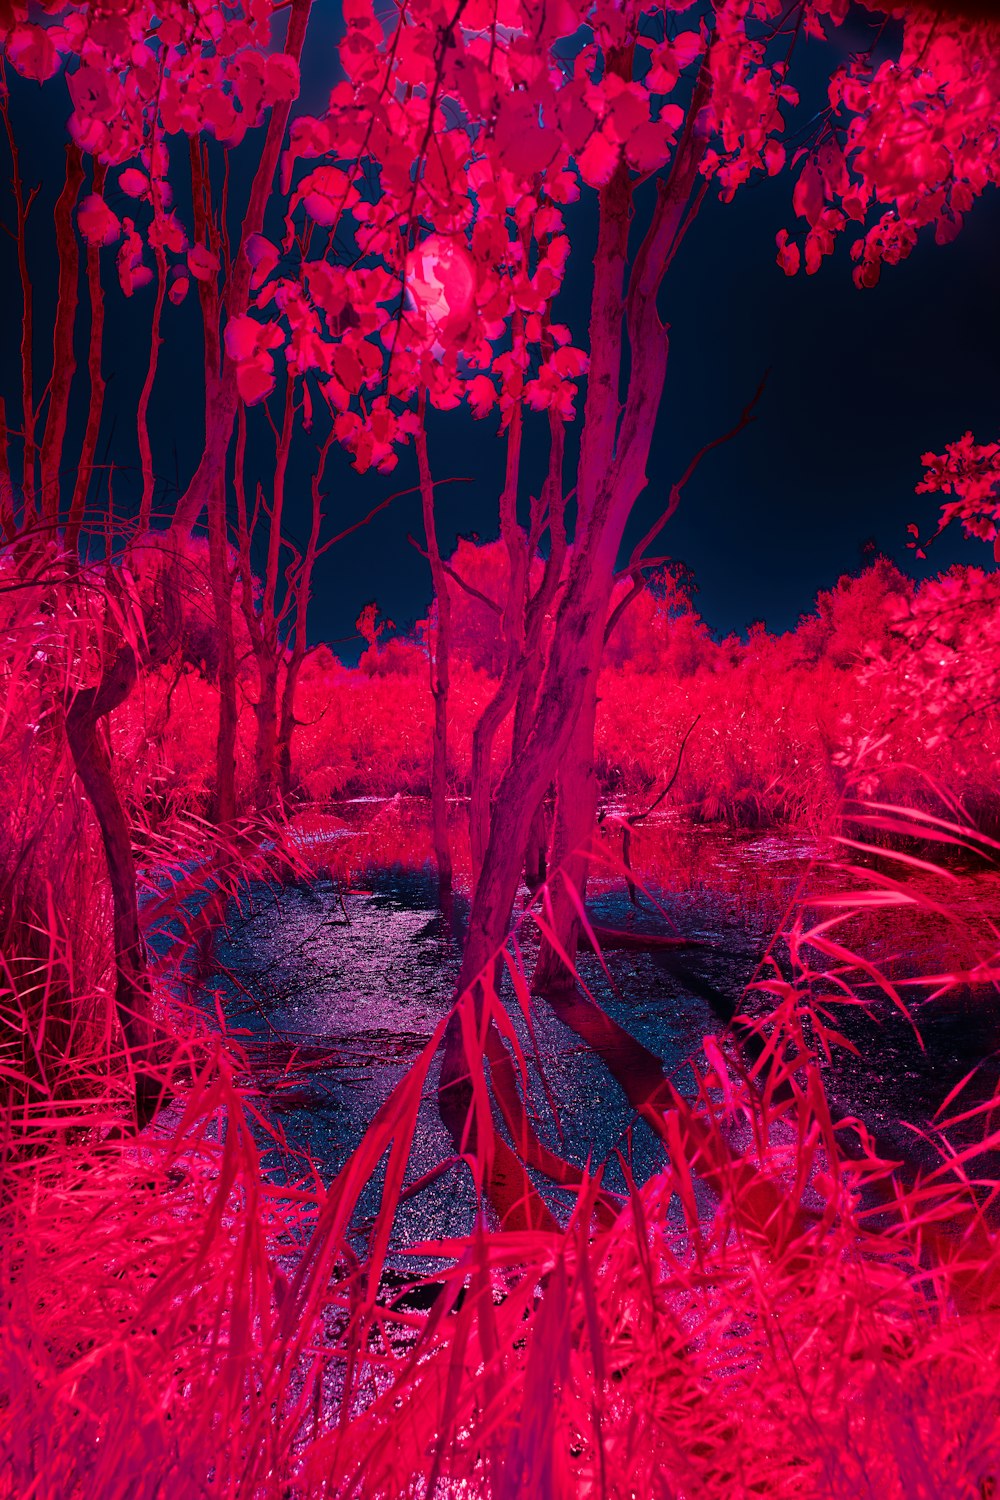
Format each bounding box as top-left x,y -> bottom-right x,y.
915,434 -> 1000,563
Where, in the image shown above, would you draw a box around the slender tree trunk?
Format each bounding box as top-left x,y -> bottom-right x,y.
276,660 -> 300,801
170,0 -> 314,539
1,92 -> 37,527
510,414 -> 565,892
276,432 -> 332,800
189,140 -> 238,824
253,657 -> 280,811
253,381 -> 295,808
137,242 -> 168,533
67,162 -> 106,558
64,644 -> 164,1125
416,391 -> 453,902
209,475 -> 238,823
0,399 -> 13,542
531,670 -> 601,992
40,145 -> 84,527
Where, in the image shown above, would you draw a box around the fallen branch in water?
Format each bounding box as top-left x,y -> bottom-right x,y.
579,924 -> 704,952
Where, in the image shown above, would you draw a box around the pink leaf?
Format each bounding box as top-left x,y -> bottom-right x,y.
8,24 -> 60,82
467,374 -> 496,418
577,129 -> 619,188
187,243 -> 221,282
224,314 -> 262,363
264,53 -> 300,104
119,168 -> 149,199
775,228 -> 800,276
236,357 -> 276,406
77,195 -> 121,248
793,158 -> 825,229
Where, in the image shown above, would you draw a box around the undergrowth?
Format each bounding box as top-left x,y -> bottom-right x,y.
119,552 -> 1000,835
3,543 -> 1000,1495
2,800 -> 1000,1497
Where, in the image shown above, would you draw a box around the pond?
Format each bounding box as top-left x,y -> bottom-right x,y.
195,800 -> 1000,1245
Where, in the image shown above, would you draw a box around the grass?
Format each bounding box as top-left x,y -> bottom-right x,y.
3,793 -> 1000,1496
4,549 -> 1000,1495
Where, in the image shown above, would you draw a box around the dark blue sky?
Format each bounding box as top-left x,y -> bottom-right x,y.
3,6 -> 998,655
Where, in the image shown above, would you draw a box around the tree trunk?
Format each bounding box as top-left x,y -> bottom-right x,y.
208,475 -> 238,823
64,645 -> 164,1126
531,670 -> 601,992
416,392 -> 453,903
276,662 -> 299,801
170,0 -> 314,539
439,551 -> 622,1175
523,797 -> 548,892
66,162 -> 106,559
40,145 -> 84,526
438,64 -> 711,1219
253,656 -> 280,811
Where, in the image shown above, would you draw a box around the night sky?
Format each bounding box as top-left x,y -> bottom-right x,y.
3,5 -> 999,657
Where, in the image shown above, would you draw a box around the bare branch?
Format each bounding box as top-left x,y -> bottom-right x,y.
407,533 -> 503,616
316,475 -> 471,556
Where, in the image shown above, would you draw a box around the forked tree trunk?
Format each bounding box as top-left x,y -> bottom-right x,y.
64,644 -> 164,1125
440,549 -> 624,1153
531,670 -> 601,992
439,94 -> 707,1198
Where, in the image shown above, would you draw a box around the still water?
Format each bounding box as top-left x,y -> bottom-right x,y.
197,802 -> 1000,1244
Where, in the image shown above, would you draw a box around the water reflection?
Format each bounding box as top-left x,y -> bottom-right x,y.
201,799 -> 1000,1242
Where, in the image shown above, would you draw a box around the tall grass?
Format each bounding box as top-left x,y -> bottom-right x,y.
3,784 -> 1000,1496
4,538 -> 1000,1494
113,555 -> 1000,837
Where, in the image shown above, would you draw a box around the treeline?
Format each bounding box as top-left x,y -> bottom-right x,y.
93,541 -> 1000,833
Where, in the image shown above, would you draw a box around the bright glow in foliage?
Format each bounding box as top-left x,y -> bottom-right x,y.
405,235 -> 477,342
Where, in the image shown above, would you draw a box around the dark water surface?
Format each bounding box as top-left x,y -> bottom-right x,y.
194,809 -> 1000,1245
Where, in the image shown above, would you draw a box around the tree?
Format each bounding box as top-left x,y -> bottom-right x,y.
914,432 -> 1000,563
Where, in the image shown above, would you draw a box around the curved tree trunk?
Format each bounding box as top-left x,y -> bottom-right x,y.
64,645 -> 165,1126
